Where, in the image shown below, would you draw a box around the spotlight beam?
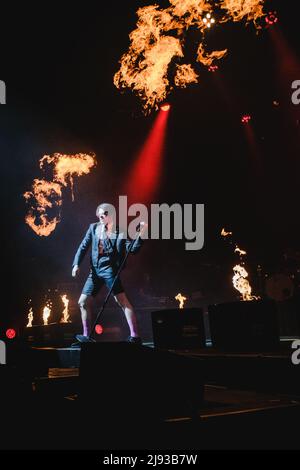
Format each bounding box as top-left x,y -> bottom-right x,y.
124,107 -> 170,205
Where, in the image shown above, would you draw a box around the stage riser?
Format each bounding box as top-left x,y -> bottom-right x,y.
6,343 -> 300,398
33,376 -> 79,397
200,356 -> 300,395
79,343 -> 205,421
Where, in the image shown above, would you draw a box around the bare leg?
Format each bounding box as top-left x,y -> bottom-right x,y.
114,292 -> 139,337
78,294 -> 92,337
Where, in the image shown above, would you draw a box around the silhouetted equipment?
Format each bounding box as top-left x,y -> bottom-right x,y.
265,273 -> 294,301
22,323 -> 81,347
208,300 -> 280,352
151,308 -> 205,350
79,342 -> 204,422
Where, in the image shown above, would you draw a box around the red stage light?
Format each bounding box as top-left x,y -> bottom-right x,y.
95,324 -> 103,335
6,329 -> 16,339
241,115 -> 251,124
160,103 -> 170,112
208,65 -> 219,72
124,105 -> 169,204
265,11 -> 278,26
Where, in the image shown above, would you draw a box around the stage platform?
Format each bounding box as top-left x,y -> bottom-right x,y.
30,368 -> 300,449
2,341 -> 300,450
22,341 -> 300,396
22,340 -> 300,397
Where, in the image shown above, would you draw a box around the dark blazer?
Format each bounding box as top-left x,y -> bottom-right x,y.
72,223 -> 143,270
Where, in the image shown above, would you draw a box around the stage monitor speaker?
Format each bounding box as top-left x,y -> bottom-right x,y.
208,300 -> 280,352
151,308 -> 205,350
22,323 -> 81,347
79,342 -> 204,422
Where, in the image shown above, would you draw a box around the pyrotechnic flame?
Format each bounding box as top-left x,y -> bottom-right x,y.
221,228 -> 232,237
43,303 -> 52,326
220,0 -> 265,26
233,264 -> 259,301
170,0 -> 211,27
222,229 -> 260,301
60,294 -> 71,324
24,179 -> 62,237
234,245 -> 247,256
175,293 -> 187,309
26,308 -> 34,328
196,44 -> 227,67
174,64 -> 199,88
40,153 -> 97,201
24,153 -> 96,236
114,27 -> 183,112
114,0 -> 265,112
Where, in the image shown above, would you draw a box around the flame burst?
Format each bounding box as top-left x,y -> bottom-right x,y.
114,0 -> 265,112
221,228 -> 260,301
196,44 -> 227,67
221,228 -> 232,237
24,153 -> 96,236
221,227 -> 232,237
175,293 -> 187,309
60,294 -> 71,324
26,308 -> 34,328
234,245 -> 247,256
233,264 -> 259,301
175,64 -> 199,88
40,153 -> 97,201
43,303 -> 52,326
24,180 -> 62,237
220,0 -> 264,25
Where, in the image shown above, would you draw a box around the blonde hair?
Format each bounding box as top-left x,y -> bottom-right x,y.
96,203 -> 111,217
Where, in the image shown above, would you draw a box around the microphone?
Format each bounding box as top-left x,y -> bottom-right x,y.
135,222 -> 146,235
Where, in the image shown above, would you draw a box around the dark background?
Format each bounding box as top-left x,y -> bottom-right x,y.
0,0 -> 300,330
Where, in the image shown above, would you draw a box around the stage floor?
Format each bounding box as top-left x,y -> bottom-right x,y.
42,367 -> 300,421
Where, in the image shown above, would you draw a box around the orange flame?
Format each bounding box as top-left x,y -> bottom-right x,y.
220,0 -> 265,26
40,153 -> 97,201
114,0 -> 265,112
60,294 -> 71,324
221,228 -> 232,237
196,44 -> 227,67
26,307 -> 34,328
175,293 -> 187,309
174,64 -> 199,88
233,264 -> 259,301
42,303 -> 52,326
24,179 -> 62,237
222,229 -> 260,301
234,245 -> 247,256
24,153 -> 96,236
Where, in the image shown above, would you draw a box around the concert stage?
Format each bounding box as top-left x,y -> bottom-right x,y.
2,340 -> 299,450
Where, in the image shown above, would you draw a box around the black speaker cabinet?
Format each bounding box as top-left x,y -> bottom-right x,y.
151,308 -> 205,350
208,300 -> 280,352
22,323 -> 81,347
79,342 -> 204,422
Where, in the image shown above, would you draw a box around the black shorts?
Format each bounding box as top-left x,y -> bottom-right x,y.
82,269 -> 124,297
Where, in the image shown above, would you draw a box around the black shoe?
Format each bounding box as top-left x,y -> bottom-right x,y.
127,336 -> 142,345
75,334 -> 96,343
